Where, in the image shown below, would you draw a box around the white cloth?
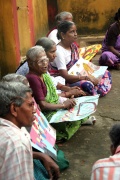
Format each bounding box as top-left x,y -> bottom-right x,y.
47,71 -> 65,87
58,96 -> 68,104
47,29 -> 60,44
0,118 -> 34,180
50,45 -> 71,70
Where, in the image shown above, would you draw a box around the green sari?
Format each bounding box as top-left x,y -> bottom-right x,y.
43,73 -> 88,140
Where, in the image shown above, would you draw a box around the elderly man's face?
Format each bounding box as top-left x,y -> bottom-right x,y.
32,51 -> 49,75
14,92 -> 36,128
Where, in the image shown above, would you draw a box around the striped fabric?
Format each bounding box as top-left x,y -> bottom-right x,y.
0,118 -> 34,180
91,145 -> 120,180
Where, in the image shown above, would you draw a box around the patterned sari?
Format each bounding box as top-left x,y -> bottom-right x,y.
69,44 -> 112,97
67,43 -> 112,97
49,43 -> 112,97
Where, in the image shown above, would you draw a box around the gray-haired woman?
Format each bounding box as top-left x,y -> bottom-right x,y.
25,45 -> 88,141
47,11 -> 73,44
16,37 -> 86,99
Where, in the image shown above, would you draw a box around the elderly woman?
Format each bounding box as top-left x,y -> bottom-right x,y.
16,37 -> 86,98
99,8 -> 120,69
48,21 -> 112,97
35,37 -> 86,97
25,45 -> 88,140
47,11 -> 73,44
16,37 -> 57,76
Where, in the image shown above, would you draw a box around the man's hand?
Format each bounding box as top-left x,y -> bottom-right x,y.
33,152 -> 60,180
41,154 -> 60,180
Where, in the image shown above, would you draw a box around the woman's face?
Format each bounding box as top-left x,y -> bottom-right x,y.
62,24 -> 77,44
31,51 -> 49,75
46,44 -> 57,62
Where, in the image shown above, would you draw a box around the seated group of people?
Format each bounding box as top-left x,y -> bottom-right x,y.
0,8 -> 120,180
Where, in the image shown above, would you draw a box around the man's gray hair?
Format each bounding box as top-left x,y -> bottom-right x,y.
26,45 -> 45,62
0,81 -> 32,117
55,11 -> 73,24
2,73 -> 27,85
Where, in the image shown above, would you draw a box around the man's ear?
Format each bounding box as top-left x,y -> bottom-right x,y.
10,103 -> 18,117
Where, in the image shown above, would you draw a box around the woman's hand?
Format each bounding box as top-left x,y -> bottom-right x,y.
58,84 -> 81,92
69,86 -> 81,90
87,75 -> 99,86
63,99 -> 76,109
65,89 -> 86,98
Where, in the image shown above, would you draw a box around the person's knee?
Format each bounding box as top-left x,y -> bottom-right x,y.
81,82 -> 94,94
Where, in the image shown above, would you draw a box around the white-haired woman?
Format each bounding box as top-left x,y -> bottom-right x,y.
25,45 -> 89,141
16,37 -> 86,99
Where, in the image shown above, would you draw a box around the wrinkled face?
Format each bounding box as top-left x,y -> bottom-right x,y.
62,24 -> 77,43
31,51 -> 49,75
46,44 -> 57,62
15,92 -> 36,128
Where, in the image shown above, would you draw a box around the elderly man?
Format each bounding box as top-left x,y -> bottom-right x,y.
0,81 -> 36,179
91,123 -> 120,180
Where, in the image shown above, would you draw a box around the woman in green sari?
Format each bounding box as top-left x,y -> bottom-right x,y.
26,46 -> 88,141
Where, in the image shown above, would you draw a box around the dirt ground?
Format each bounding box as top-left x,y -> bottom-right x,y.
58,40 -> 120,180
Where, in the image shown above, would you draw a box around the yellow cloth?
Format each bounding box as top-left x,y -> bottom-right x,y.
79,44 -> 102,61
